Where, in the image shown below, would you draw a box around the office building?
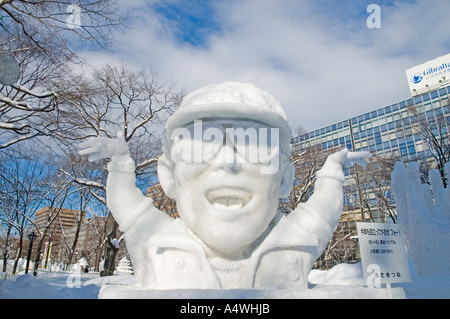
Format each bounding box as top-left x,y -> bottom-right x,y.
34,207 -> 83,265
292,85 -> 449,163
291,66 -> 449,267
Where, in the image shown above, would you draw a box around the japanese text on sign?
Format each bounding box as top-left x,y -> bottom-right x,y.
358,227 -> 401,237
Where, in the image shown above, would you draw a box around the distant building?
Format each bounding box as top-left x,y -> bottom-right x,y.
292,85 -> 449,213
292,85 -> 449,162
291,77 -> 449,268
34,207 -> 83,266
59,216 -> 108,268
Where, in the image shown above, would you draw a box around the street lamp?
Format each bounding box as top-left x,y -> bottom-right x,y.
0,54 -> 20,86
25,231 -> 38,274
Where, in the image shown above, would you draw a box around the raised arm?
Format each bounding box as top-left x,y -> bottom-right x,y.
289,149 -> 371,249
79,132 -> 154,232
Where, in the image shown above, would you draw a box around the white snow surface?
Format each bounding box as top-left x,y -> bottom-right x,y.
1,261 -> 448,299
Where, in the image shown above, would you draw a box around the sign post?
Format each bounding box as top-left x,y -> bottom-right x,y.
356,222 -> 411,298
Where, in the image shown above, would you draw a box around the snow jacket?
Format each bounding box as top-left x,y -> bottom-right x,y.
122,201 -> 331,289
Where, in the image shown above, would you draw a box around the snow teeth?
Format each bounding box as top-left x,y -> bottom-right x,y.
206,188 -> 252,210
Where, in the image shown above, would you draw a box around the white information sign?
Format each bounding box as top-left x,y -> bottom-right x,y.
356,222 -> 411,287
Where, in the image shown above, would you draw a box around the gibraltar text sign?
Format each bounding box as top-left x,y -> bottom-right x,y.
406,53 -> 450,96
357,222 -> 411,287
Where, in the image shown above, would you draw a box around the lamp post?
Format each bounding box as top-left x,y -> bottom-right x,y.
25,231 -> 38,274
0,54 -> 20,86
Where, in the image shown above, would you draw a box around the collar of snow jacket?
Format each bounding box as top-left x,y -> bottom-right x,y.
145,214 -> 322,288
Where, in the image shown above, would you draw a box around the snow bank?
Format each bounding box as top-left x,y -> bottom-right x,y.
0,270 -> 135,299
1,263 -> 448,299
308,263 -> 365,287
0,274 -> 65,299
309,262 -> 450,299
99,285 -> 406,299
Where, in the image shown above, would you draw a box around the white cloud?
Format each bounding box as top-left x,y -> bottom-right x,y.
82,0 -> 450,133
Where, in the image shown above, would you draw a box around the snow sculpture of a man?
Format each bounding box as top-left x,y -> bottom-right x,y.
80,82 -> 370,289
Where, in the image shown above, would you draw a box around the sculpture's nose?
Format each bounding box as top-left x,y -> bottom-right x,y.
222,161 -> 242,174
210,133 -> 242,174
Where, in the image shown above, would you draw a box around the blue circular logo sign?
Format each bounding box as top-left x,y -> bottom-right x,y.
411,73 -> 423,84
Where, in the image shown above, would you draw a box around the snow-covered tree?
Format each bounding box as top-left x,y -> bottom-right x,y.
0,0 -> 126,149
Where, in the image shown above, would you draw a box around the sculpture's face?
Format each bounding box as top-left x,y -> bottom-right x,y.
170,119 -> 284,256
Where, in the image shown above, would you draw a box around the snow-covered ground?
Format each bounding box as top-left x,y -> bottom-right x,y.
1,261 -> 448,299
0,269 -> 136,299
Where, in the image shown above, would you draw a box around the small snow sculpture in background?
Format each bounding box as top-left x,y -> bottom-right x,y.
116,257 -> 133,275
77,257 -> 89,273
80,82 -> 370,289
391,161 -> 450,276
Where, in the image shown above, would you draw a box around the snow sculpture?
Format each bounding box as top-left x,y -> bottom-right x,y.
80,82 -> 370,289
391,161 -> 450,276
116,257 -> 133,275
74,257 -> 89,273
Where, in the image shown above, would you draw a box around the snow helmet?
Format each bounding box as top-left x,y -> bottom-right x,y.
165,82 -> 292,145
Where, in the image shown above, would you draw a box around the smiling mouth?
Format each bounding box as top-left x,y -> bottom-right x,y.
205,188 -> 253,210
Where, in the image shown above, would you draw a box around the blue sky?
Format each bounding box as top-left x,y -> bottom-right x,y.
151,1 -> 222,47
81,0 -> 450,132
